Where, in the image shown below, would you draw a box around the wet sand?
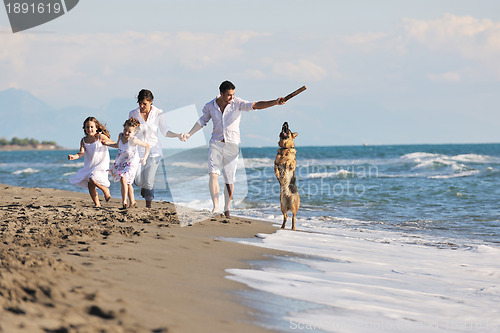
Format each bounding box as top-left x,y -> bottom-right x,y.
0,184 -> 284,332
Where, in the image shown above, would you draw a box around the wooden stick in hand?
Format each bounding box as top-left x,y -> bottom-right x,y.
283,86 -> 307,102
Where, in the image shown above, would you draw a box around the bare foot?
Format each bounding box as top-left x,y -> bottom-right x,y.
104,188 -> 111,202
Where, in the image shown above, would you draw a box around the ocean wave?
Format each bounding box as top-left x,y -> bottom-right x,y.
379,169 -> 479,179
243,157 -> 274,168
484,167 -> 500,176
12,168 -> 40,175
298,158 -> 399,167
411,158 -> 467,171
378,173 -> 431,178
306,169 -> 358,179
293,215 -> 384,229
401,152 -> 500,164
2,161 -> 81,169
62,162 -> 84,168
401,152 -> 484,179
400,152 -> 442,162
429,170 -> 480,179
452,154 -> 500,163
61,162 -> 84,167
170,162 -> 208,169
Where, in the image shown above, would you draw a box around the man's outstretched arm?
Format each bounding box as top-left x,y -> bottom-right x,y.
182,122 -> 203,141
252,97 -> 286,110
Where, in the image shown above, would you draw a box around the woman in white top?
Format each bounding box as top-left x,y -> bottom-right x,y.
129,89 -> 183,208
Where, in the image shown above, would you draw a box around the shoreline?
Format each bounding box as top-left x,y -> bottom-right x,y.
0,184 -> 286,332
0,145 -> 64,151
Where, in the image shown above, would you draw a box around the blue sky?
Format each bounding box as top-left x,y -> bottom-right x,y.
1,0 -> 500,147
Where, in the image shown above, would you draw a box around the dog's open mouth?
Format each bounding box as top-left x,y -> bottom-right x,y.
280,122 -> 290,140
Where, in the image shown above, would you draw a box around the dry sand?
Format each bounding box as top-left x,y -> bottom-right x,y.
0,184 -> 285,333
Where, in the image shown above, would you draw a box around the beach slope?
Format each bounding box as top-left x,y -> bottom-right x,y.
0,184 -> 281,332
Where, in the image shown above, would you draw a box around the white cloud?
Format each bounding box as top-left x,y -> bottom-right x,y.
338,32 -> 390,53
172,31 -> 264,70
398,14 -> 500,77
244,133 -> 275,144
0,30 -> 270,104
2,13 -> 500,110
329,14 -> 500,82
0,27 -> 342,104
0,30 -> 267,74
401,14 -> 496,47
428,71 -> 461,83
272,59 -> 329,81
243,69 -> 266,80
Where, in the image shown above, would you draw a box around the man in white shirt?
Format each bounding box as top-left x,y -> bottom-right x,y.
183,81 -> 286,217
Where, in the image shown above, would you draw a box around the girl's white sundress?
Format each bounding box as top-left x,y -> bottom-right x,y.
69,138 -> 111,188
109,135 -> 140,185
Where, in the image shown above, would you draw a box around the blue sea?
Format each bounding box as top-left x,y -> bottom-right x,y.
2,143 -> 500,332
239,143 -> 500,246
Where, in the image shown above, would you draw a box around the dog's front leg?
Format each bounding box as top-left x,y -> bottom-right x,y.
274,165 -> 280,180
281,212 -> 288,229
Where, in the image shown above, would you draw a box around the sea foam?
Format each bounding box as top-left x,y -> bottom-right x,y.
228,226 -> 500,332
12,168 -> 40,175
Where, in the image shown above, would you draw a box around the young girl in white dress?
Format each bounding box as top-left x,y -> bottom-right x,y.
109,118 -> 151,209
68,117 -> 115,207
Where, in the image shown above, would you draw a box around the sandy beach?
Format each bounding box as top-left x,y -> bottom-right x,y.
0,184 -> 284,333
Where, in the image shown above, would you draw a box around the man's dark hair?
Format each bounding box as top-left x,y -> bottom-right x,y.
137,89 -> 154,103
219,80 -> 236,94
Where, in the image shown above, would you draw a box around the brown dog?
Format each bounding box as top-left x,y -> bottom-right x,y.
274,122 -> 300,230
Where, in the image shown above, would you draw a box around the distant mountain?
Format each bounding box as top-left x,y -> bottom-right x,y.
0,88 -> 94,148
0,89 -> 53,141
0,88 -> 107,148
0,88 -> 286,149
